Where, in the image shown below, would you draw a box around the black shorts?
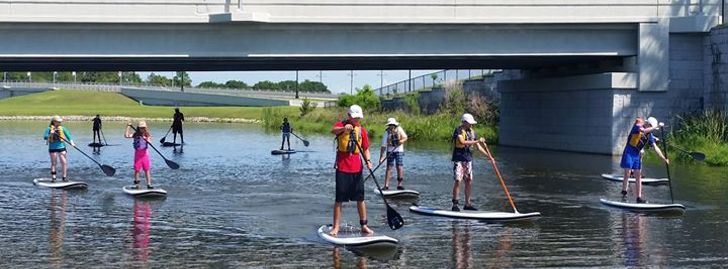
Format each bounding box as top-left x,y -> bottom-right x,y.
172,126 -> 183,134
335,171 -> 365,202
49,148 -> 67,153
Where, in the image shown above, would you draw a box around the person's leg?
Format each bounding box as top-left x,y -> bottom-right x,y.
452,162 -> 462,211
49,152 -> 58,182
173,130 -> 177,144
145,169 -> 153,188
357,201 -> 373,234
133,171 -> 141,189
286,134 -> 290,150
463,162 -> 475,209
396,153 -> 404,189
622,169 -> 631,195
331,202 -> 342,236
280,134 -> 285,150
383,165 -> 392,189
180,129 -> 184,144
59,151 -> 68,181
635,169 -> 644,202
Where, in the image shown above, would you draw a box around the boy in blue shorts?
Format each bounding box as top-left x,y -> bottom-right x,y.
620,116 -> 669,203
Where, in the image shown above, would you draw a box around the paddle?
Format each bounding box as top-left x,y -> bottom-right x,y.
159,126 -> 172,144
355,141 -> 404,230
659,124 -> 675,204
669,144 -> 706,161
100,128 -> 109,146
290,131 -> 310,147
129,125 -> 180,170
55,133 -> 116,176
479,141 -> 520,214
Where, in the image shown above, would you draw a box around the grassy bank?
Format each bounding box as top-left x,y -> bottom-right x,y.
669,110 -> 728,166
0,89 -> 298,120
262,107 -> 498,143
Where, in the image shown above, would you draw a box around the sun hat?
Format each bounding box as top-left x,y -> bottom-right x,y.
51,115 -> 63,122
461,113 -> 477,124
647,117 -> 658,128
348,105 -> 364,119
385,118 -> 399,126
138,121 -> 148,128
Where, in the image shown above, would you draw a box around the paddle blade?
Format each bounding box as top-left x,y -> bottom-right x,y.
386,206 -> 405,230
691,152 -> 706,161
303,140 -> 310,147
165,159 -> 180,169
101,165 -> 116,176
159,137 -> 166,143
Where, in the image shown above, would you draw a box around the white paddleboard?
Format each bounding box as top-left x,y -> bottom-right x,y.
600,198 -> 685,214
33,178 -> 88,189
271,149 -> 296,155
317,225 -> 398,248
122,185 -> 167,198
601,174 -> 669,184
87,142 -> 105,147
409,205 -> 541,222
373,187 -> 420,199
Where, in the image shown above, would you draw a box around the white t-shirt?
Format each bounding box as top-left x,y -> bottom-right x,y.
381,126 -> 408,153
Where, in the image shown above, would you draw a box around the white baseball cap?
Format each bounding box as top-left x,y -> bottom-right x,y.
348,105 -> 364,119
647,117 -> 658,127
385,118 -> 399,126
138,121 -> 148,128
51,115 -> 63,122
461,113 -> 477,124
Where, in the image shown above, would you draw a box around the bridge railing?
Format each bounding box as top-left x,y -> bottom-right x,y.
376,69 -> 492,97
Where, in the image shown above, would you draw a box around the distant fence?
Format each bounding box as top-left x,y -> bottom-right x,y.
0,81 -> 338,100
376,69 -> 495,96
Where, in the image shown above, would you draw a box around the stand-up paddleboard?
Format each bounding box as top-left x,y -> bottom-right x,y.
271,149 -> 296,155
373,187 -> 419,199
409,205 -> 541,222
317,225 -> 398,249
601,174 -> 669,184
161,142 -> 182,147
123,185 -> 167,198
599,198 -> 685,214
33,178 -> 88,189
88,142 -> 105,147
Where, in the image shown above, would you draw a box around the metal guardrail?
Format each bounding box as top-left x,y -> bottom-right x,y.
375,69 -> 494,97
0,81 -> 338,100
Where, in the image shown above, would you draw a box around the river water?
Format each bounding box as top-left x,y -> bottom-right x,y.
0,121 -> 726,268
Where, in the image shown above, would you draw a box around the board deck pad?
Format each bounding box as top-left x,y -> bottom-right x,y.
601,174 -> 669,184
600,198 -> 685,214
123,185 -> 167,197
271,149 -> 296,155
409,206 -> 541,222
317,225 -> 398,248
33,178 -> 88,189
372,187 -> 420,199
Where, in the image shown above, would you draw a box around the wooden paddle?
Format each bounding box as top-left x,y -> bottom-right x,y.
479,141 -> 520,214
159,126 -> 172,144
290,131 -> 310,147
55,133 -> 116,176
659,127 -> 675,204
130,125 -> 180,169
355,142 -> 404,230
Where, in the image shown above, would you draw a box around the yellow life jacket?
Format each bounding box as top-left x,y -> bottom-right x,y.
628,130 -> 648,149
336,124 -> 362,154
454,127 -> 474,149
48,126 -> 67,143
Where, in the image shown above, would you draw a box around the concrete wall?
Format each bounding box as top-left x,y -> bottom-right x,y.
0,86 -> 48,99
704,26 -> 728,111
121,88 -> 288,107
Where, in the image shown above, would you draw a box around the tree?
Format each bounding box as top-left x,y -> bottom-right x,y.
147,73 -> 173,87
278,80 -> 298,92
224,80 -> 249,89
299,80 -> 329,93
253,80 -> 278,91
173,71 -> 192,91
336,84 -> 380,110
197,81 -> 226,88
299,97 -> 317,117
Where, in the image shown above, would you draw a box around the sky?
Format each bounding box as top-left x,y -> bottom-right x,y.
137,70 -> 439,94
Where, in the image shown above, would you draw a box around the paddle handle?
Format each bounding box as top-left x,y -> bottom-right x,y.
56,134 -> 104,167
660,128 -> 675,204
129,125 -> 175,165
481,142 -> 520,214
355,142 -> 393,208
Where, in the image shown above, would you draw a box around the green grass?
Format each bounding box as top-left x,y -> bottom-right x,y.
0,89 -> 298,120
669,110 -> 728,166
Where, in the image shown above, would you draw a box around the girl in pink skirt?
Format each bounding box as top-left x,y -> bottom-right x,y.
125,121 -> 154,189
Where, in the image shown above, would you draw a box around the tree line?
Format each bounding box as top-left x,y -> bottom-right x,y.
2,71 -> 330,93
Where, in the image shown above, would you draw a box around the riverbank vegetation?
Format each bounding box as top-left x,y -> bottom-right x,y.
669,110 -> 728,166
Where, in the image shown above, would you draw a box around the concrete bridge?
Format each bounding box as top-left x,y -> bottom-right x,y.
0,0 -> 726,154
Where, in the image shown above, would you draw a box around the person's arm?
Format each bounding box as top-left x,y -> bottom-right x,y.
44,128 -> 50,144
64,129 -> 76,147
331,122 -> 352,135
144,133 -> 153,142
363,148 -> 372,169
379,132 -> 388,163
652,143 -> 669,164
475,139 -> 490,159
398,127 -> 408,144
124,122 -> 134,138
181,113 -> 185,122
456,134 -> 480,146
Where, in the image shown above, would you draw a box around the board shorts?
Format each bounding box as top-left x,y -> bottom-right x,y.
453,161 -> 473,182
386,152 -> 404,167
620,150 -> 642,170
282,133 -> 290,139
335,171 -> 365,202
49,148 -> 67,153
134,150 -> 151,172
172,125 -> 183,134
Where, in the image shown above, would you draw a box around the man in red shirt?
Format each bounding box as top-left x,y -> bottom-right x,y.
330,104 -> 373,236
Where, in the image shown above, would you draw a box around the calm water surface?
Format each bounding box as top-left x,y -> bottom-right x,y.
0,121 -> 727,268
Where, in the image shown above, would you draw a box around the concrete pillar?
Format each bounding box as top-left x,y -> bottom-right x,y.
638,20 -> 670,92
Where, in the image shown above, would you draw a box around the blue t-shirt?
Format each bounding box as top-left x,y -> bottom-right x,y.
44,126 -> 73,150
623,124 -> 655,156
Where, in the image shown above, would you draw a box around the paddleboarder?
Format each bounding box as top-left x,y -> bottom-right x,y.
620,116 -> 669,203
91,114 -> 102,144
330,104 -> 373,236
43,115 -> 76,182
125,121 -> 154,189
172,108 -> 184,145
280,117 -> 292,151
451,113 -> 489,211
379,117 -> 408,190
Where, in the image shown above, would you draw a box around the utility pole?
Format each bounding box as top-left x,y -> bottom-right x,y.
295,70 -> 299,99
349,70 -> 354,94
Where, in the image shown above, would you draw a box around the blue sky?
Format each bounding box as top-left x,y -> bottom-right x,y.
138,70 -> 438,94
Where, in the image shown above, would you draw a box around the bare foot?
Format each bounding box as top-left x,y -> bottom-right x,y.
361,225 -> 374,235
329,226 -> 339,236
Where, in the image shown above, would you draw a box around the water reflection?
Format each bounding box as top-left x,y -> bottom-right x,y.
451,222 -> 472,269
621,213 -> 645,267
332,247 -> 368,269
48,190 -> 67,269
129,200 -> 152,269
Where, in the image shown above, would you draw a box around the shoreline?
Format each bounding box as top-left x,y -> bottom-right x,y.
0,115 -> 260,124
